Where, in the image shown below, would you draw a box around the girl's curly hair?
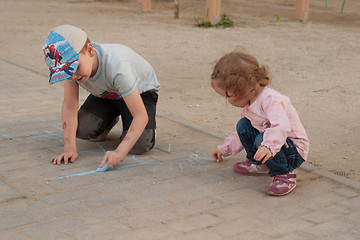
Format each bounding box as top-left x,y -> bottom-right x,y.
211,51 -> 270,97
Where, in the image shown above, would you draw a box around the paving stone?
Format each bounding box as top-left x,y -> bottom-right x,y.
340,196 -> 360,210
0,230 -> 29,240
325,232 -> 360,240
97,226 -> 179,240
353,227 -> 360,235
27,201 -> 89,221
125,194 -> 175,212
0,180 -> 24,203
334,187 -> 360,198
257,218 -> 315,237
278,232 -> 319,240
46,175 -> 104,190
304,219 -> 355,238
123,208 -> 178,229
18,218 -> 82,239
0,159 -> 40,171
65,223 -> 127,240
209,203 -> 263,221
130,178 -> 185,197
166,213 -> 222,232
89,178 -> 144,194
183,229 -> 224,240
73,206 -> 128,225
32,233 -> 73,240
0,214 -> 36,231
301,205 -> 352,224
82,191 -> 135,209
228,231 -> 276,240
40,188 -> 96,204
0,198 -> 46,219
346,211 -> 360,225
211,219 -> 262,237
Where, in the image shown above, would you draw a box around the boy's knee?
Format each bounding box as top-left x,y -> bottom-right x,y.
76,109 -> 103,140
123,129 -> 155,155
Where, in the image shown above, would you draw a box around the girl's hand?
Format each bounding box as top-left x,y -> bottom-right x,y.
212,148 -> 223,162
51,151 -> 78,165
99,150 -> 126,169
254,146 -> 272,164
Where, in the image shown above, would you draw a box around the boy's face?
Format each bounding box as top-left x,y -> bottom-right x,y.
68,44 -> 96,83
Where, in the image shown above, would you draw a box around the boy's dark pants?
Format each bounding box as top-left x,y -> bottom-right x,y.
236,117 -> 304,177
76,91 -> 158,155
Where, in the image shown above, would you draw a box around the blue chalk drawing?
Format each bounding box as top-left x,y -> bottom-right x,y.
0,118 -> 213,179
57,170 -> 98,178
1,118 -> 114,154
152,143 -> 171,153
96,142 -> 106,153
1,132 -> 12,138
57,144 -> 211,179
96,162 -> 109,172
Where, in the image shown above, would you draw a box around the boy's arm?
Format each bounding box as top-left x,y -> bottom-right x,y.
51,80 -> 79,164
99,88 -> 148,168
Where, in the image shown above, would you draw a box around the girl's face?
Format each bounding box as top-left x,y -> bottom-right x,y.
226,88 -> 256,108
211,78 -> 227,97
211,79 -> 257,108
68,43 -> 97,83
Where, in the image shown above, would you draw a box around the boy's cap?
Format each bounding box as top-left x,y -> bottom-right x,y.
43,25 -> 87,85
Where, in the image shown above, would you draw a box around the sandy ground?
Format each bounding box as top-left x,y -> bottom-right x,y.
1,0 -> 359,180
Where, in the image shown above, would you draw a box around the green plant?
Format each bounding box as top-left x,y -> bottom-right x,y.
217,14 -> 234,28
195,14 -> 234,28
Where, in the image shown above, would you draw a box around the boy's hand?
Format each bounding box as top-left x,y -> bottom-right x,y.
254,146 -> 272,164
99,150 -> 126,169
51,151 -> 78,165
212,148 -> 223,162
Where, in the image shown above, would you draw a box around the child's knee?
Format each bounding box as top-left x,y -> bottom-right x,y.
76,109 -> 103,140
236,117 -> 251,133
125,129 -> 155,155
254,133 -> 264,149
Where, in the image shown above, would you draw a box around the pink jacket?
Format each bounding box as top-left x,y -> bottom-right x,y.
218,87 -> 309,160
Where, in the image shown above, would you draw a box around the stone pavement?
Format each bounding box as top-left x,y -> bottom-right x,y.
1,57 -> 359,240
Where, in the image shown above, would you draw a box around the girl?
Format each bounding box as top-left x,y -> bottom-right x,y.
211,51 -> 309,196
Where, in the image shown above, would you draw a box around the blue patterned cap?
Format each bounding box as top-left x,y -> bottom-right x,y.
43,25 -> 87,85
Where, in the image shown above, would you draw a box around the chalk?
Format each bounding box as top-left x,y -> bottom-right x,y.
96,162 -> 109,172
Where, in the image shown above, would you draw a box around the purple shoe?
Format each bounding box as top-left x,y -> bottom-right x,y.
233,159 -> 269,175
267,172 -> 297,196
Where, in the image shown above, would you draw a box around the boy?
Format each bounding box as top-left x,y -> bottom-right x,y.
43,25 -> 160,169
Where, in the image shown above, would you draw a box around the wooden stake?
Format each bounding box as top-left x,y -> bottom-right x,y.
205,0 -> 221,25
174,0 -> 179,19
295,0 -> 309,21
138,0 -> 151,12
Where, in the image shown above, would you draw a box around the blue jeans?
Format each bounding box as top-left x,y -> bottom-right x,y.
236,117 -> 304,177
76,91 -> 158,155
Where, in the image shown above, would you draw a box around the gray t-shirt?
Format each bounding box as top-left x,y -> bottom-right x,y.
78,42 -> 160,99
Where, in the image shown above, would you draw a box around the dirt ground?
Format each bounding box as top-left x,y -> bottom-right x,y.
1,0 -> 359,180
